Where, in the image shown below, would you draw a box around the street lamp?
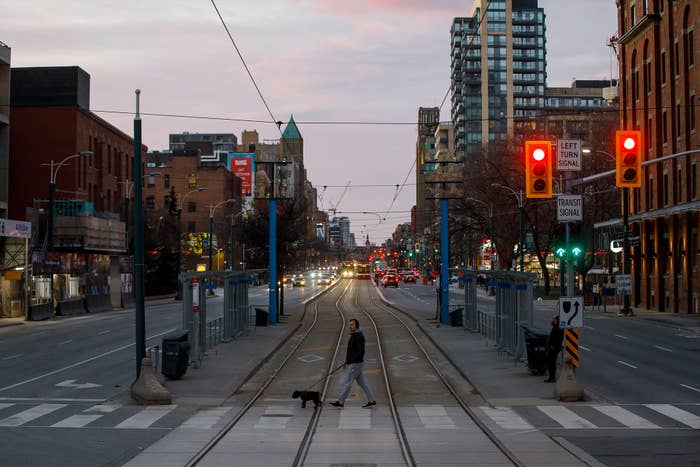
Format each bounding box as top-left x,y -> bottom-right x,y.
492,183 -> 525,272
465,197 -> 494,290
42,151 -> 94,250
174,186 -> 208,300
208,199 -> 237,272
122,172 -> 161,255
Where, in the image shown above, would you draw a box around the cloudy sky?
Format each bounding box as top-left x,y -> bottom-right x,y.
3,0 -> 618,243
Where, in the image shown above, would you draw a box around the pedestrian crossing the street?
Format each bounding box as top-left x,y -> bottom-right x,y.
478,403 -> 700,431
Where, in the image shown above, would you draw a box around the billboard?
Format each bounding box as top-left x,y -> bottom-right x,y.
227,153 -> 255,213
253,162 -> 296,199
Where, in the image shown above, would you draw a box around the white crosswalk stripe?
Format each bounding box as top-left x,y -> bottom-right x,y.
84,404 -> 121,414
646,404 -> 700,429
0,403 -> 14,412
180,407 -> 232,430
0,403 -> 67,427
254,406 -> 294,429
479,406 -> 534,430
115,405 -> 177,429
339,407 -> 371,430
593,405 -> 660,429
537,406 -> 598,429
415,405 -> 456,429
51,414 -> 103,428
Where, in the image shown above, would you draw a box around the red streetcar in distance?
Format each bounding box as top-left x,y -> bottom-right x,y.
356,263 -> 371,280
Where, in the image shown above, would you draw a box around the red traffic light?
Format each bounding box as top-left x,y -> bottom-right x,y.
525,140 -> 553,198
616,130 -> 642,188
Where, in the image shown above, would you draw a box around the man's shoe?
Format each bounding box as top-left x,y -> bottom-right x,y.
362,400 -> 377,408
330,401 -> 344,408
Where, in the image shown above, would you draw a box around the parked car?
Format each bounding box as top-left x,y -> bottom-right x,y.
383,274 -> 399,288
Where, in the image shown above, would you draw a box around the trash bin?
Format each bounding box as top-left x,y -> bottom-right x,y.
450,307 -> 463,327
255,307 -> 268,327
522,325 -> 548,375
161,330 -> 190,380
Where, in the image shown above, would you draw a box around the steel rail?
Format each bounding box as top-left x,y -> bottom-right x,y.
186,280 -> 349,466
365,282 -> 523,467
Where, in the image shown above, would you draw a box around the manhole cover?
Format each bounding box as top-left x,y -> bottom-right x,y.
392,354 -> 419,363
298,354 -> 324,363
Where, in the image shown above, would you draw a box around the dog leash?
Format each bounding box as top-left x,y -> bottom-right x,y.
303,363 -> 345,391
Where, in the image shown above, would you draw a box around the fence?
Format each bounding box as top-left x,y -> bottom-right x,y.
463,270 -> 537,360
180,269 -> 264,368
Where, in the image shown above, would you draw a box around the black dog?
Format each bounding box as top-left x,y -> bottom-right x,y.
292,390 -> 321,408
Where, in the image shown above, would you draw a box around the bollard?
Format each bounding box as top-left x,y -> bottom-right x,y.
555,354 -> 584,402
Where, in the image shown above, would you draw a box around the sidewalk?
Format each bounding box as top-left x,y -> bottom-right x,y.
376,286 -> 594,467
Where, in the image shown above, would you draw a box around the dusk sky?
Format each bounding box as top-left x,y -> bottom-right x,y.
3,0 -> 618,243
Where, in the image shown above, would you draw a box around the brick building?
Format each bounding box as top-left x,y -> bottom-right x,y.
616,0 -> 698,313
9,66 -> 146,318
145,150 -> 242,271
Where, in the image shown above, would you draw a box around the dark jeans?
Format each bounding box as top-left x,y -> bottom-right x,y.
547,352 -> 559,380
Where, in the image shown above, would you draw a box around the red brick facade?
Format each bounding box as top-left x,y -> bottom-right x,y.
618,0 -> 699,312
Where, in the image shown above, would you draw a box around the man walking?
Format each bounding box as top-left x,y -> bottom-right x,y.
330,319 -> 376,408
545,315 -> 564,382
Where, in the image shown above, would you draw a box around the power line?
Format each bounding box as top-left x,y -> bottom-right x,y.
209,0 -> 281,133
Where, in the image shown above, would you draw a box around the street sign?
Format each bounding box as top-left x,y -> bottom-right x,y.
556,139 -> 582,171
616,274 -> 632,295
0,218 -> 31,239
559,296 -> 583,328
525,231 -> 535,250
557,195 -> 583,222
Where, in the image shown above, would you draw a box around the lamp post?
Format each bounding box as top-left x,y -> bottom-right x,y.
466,197 -> 494,292
122,172 -> 160,255
174,186 -> 208,300
42,151 -> 94,251
208,199 -> 237,272
492,183 -> 525,272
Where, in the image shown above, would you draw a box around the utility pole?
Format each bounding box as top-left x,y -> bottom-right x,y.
133,90 -> 145,378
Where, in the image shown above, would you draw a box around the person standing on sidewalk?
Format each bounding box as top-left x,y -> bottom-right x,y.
330,319 -> 376,408
545,315 -> 564,382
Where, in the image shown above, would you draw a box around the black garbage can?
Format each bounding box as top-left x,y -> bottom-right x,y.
255,308 -> 269,327
161,330 -> 190,380
522,325 -> 548,375
450,307 -> 464,327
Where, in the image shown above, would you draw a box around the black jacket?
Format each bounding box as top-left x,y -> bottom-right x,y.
547,324 -> 564,357
345,330 -> 365,364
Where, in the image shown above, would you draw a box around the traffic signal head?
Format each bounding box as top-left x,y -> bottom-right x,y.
615,130 -> 642,188
525,140 -> 552,198
571,246 -> 583,257
555,247 -> 566,258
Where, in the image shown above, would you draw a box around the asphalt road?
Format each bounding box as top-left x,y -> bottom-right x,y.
0,281 -> 327,467
379,280 -> 700,467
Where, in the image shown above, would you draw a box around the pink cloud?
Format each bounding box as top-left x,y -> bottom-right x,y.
298,0 -> 465,17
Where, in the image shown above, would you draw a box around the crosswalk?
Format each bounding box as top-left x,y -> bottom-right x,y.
478,403 -> 700,431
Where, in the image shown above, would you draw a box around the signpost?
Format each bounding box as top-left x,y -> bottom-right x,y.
559,296 -> 584,328
556,139 -> 582,171
616,274 -> 632,296
557,195 -> 583,222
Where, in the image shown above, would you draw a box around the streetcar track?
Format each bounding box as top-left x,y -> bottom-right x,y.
186,280 -> 348,467
363,281 -> 522,467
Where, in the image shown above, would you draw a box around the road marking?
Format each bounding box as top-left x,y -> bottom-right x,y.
618,360 -> 637,369
181,407 -> 232,430
51,414 -> 102,428
55,379 -> 102,389
2,353 -> 23,360
0,397 -> 104,403
0,328 -> 176,393
0,403 -> 67,427
680,384 -> 700,394
592,405 -> 660,429
84,404 -> 121,413
115,405 -> 177,429
97,330 -> 112,336
614,334 -> 629,340
646,404 -> 700,429
254,406 -> 294,429
58,340 -> 73,345
654,345 -> 673,352
339,407 -> 371,430
537,406 -> 597,429
478,406 -> 533,430
0,403 -> 13,411
583,325 -> 595,330
415,405 -> 456,429
579,345 -> 591,351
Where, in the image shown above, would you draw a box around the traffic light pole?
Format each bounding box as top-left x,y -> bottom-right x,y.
440,198 -> 449,325
133,90 -> 146,378
621,187 -> 631,315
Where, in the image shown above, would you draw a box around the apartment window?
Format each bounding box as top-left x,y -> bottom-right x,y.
164,174 -> 170,188
663,111 -> 668,143
677,103 -> 682,137
675,41 -> 680,76
691,95 -> 696,131
630,5 -> 636,27
648,116 -> 653,148
692,163 -> 697,199
690,30 -> 695,67
107,146 -> 112,174
661,51 -> 666,84
664,173 -> 669,206
187,201 -> 196,213
147,175 -> 156,187
643,0 -> 648,13
146,196 -> 155,210
187,221 -> 196,234
646,61 -> 652,94
649,178 -> 654,209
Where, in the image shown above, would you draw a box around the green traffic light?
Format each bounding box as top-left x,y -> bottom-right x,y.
555,247 -> 566,258
408,252 -> 413,257
571,246 -> 583,257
